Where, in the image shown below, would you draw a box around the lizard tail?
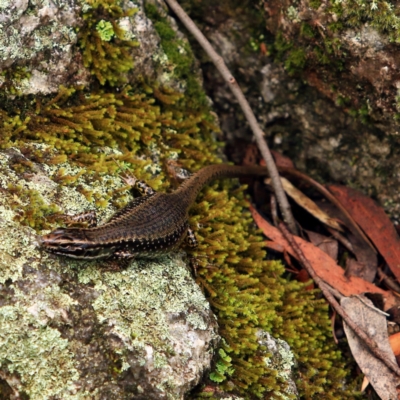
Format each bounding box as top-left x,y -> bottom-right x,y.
176,164 -> 270,207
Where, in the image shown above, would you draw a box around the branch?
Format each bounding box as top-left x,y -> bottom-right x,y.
163,0 -> 297,235
278,222 -> 400,377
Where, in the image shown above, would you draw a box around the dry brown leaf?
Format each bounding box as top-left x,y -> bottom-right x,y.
389,332 -> 400,356
318,200 -> 377,283
270,150 -> 295,169
329,185 -> 400,282
306,230 -> 338,262
345,259 -> 373,282
266,177 -> 343,231
264,240 -> 285,252
342,295 -> 400,400
250,205 -> 398,309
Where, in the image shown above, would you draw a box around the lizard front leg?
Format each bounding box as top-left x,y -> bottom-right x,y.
61,211 -> 98,228
121,175 -> 156,196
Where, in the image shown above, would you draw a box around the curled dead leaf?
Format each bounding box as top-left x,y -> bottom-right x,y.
265,177 -> 343,231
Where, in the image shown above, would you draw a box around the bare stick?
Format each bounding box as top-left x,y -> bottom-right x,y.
278,222 -> 400,377
163,0 -> 297,235
270,194 -> 279,227
377,268 -> 400,294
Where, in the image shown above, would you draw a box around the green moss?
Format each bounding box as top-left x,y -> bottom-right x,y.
347,102 -> 372,125
331,0 -> 400,43
300,23 -> 316,39
209,347 -> 234,383
189,182 -> 353,398
7,184 -> 60,230
272,32 -> 308,75
96,20 -> 115,41
284,48 -> 307,73
0,76 -> 354,397
335,94 -> 351,107
313,46 -> 330,65
0,67 -> 32,96
144,3 -> 208,108
309,0 -> 322,9
78,0 -> 139,86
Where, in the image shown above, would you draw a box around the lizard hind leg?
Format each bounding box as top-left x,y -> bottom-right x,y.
185,227 -> 198,248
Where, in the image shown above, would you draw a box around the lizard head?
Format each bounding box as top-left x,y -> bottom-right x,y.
39,228 -> 114,260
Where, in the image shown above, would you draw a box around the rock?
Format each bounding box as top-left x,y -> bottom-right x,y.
0,146 -> 219,399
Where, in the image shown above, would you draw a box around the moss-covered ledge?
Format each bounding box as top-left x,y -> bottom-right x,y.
0,145 -> 219,399
0,0 -> 358,398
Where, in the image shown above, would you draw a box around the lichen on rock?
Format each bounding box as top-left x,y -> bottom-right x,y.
0,0 -> 360,398
0,145 -> 219,399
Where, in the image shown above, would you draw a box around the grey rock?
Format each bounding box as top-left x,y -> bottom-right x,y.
0,145 -> 220,399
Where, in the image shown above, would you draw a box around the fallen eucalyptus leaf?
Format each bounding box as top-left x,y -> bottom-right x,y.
341,295 -> 400,400
265,177 -> 343,231
306,230 -> 338,261
250,205 -> 398,309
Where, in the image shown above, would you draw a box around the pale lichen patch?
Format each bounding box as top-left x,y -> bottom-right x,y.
0,305 -> 81,399
76,255 -> 217,394
0,143 -> 218,398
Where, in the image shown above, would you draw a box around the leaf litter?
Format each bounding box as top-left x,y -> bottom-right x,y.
243,149 -> 400,398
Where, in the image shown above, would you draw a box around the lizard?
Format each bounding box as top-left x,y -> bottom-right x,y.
39,164 -> 270,261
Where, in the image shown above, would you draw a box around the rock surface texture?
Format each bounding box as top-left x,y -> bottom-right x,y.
0,0 -> 360,398
188,0 -> 400,221
0,146 -> 219,399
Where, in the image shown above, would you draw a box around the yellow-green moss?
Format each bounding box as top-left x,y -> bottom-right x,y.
188,183 -> 353,398
78,0 -> 139,86
331,0 -> 400,44
144,2 -> 208,108
0,78 -> 355,397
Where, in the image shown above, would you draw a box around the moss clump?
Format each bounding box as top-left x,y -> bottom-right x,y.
7,184 -> 60,230
0,77 -> 354,396
78,0 -> 138,86
187,183 -> 353,398
331,0 -> 400,43
144,3 -> 208,108
272,32 -> 309,75
0,67 -> 31,96
0,83 -> 218,228
272,1 -> 400,81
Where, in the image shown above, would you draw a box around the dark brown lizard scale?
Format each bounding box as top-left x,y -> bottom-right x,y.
40,165 -> 270,260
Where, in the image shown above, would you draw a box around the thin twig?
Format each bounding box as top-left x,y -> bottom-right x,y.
163,0 -> 297,235
326,226 -> 354,254
377,268 -> 400,294
278,222 -> 400,377
270,194 -> 279,227
323,282 -> 344,301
